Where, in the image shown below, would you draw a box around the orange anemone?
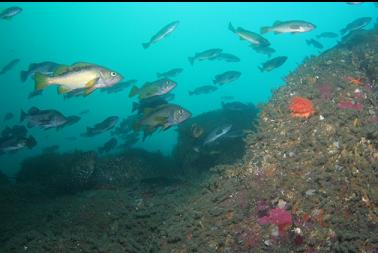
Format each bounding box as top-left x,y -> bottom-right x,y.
288,96 -> 315,118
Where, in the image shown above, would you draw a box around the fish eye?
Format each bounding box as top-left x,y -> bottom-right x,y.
110,72 -> 117,77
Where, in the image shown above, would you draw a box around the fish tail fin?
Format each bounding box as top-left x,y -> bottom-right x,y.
128,86 -> 139,98
26,136 -> 37,149
132,102 -> 139,112
34,72 -> 50,91
188,91 -> 193,96
142,42 -> 150,49
258,66 -> 263,72
260,26 -> 271,34
188,57 -> 195,66
20,71 -> 28,82
228,22 -> 235,33
20,110 -> 26,122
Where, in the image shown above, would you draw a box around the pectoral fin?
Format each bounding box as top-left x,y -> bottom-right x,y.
154,116 -> 168,124
83,86 -> 97,96
57,86 -> 72,94
85,78 -> 99,88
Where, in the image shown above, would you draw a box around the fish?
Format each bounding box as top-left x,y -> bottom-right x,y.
259,56 -> 287,72
34,62 -> 123,96
129,79 -> 176,100
83,116 -> 119,137
0,135 -> 36,155
20,61 -> 60,82
222,101 -> 249,111
3,112 -> 14,121
188,85 -> 218,96
63,88 -> 86,99
260,20 -> 316,34
306,38 -> 324,49
0,59 -> 20,75
340,17 -> 372,35
214,53 -> 240,62
132,95 -> 171,114
229,22 -> 270,47
133,104 -> 191,141
191,123 -> 204,138
63,116 -> 81,127
119,132 -> 140,149
112,114 -> 142,136
188,48 -> 223,65
203,124 -> 232,146
42,145 -> 60,153
0,7 -> 22,20
142,20 -> 179,49
28,90 -> 43,99
101,79 -> 137,94
316,32 -> 338,39
98,137 -> 118,154
20,107 -> 79,130
157,68 -> 183,78
223,129 -> 246,139
213,71 -> 241,85
1,125 -> 27,138
250,45 -> 276,57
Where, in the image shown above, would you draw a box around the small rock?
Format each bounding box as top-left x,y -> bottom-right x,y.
305,189 -> 316,196
277,199 -> 287,209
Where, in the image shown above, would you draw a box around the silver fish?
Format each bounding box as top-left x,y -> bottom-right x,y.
188,48 -> 223,65
142,21 -> 179,49
0,7 -> 22,20
203,124 -> 232,146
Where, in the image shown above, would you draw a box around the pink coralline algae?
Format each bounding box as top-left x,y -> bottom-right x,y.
258,208 -> 292,235
368,116 -> 378,125
317,84 -> 332,100
337,101 -> 364,111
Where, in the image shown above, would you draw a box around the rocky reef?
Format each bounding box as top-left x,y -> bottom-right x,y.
173,103 -> 259,175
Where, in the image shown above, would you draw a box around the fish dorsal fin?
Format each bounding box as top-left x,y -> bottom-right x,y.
29,107 -> 39,114
53,65 -> 70,76
273,21 -> 282,26
72,62 -> 94,69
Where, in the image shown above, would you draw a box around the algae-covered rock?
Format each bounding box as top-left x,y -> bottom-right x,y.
16,151 -> 97,195
173,103 -> 259,174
